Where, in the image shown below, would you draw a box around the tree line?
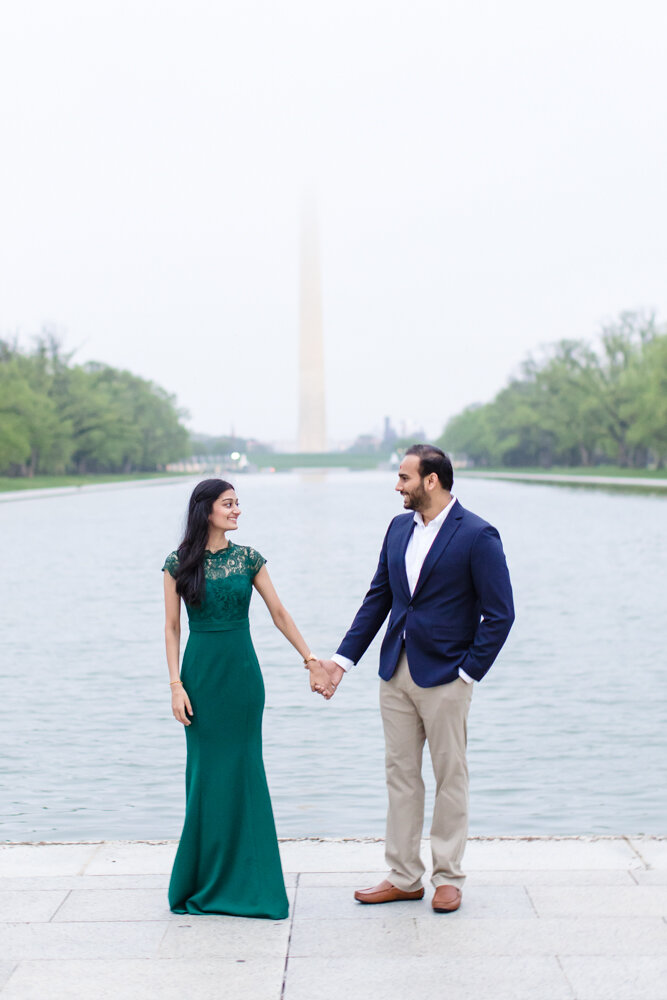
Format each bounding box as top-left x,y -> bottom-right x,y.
438,312 -> 667,469
0,336 -> 189,476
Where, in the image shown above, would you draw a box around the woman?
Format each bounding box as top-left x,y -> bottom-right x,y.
163,478 -> 333,919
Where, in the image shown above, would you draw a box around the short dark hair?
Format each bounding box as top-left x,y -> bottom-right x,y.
405,444 -> 453,491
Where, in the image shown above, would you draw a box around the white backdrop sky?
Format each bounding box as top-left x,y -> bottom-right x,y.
1,1 -> 666,447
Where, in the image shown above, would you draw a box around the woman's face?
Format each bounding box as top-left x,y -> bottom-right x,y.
208,490 -> 241,533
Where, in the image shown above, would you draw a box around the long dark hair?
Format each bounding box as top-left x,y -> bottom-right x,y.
174,478 -> 234,605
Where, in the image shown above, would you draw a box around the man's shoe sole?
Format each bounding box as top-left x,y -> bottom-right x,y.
354,888 -> 425,904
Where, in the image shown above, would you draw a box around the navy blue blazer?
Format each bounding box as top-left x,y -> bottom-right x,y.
336,500 -> 515,687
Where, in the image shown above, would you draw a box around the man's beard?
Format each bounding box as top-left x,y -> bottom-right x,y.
404,484 -> 428,511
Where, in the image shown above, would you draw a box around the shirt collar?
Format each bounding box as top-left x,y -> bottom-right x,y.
413,495 -> 456,530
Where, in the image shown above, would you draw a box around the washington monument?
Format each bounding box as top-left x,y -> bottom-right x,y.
298,196 -> 327,452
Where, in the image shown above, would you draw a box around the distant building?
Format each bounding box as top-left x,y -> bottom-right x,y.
347,418 -> 398,455
382,416 -> 398,451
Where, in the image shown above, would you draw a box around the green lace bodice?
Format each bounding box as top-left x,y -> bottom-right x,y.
162,543 -> 266,630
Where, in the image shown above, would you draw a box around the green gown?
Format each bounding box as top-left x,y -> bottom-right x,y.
163,543 -> 288,919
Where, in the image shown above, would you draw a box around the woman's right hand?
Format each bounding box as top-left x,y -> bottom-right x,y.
308,662 -> 336,699
171,685 -> 194,725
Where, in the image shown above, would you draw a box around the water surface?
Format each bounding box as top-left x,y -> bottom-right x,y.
1,472 -> 665,840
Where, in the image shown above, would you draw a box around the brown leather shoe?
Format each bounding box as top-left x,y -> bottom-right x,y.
354,879 -> 424,904
432,885 -> 462,912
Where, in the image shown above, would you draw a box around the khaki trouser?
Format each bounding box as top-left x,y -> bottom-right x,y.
380,650 -> 473,891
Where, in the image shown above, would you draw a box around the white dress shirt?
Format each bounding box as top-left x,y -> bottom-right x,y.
333,496 -> 473,682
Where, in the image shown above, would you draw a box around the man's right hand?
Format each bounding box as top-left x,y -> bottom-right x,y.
319,660 -> 345,693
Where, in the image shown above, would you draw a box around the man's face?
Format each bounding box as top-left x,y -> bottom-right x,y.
395,455 -> 428,511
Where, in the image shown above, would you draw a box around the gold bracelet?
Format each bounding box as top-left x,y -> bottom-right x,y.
169,680 -> 183,687
303,654 -> 318,669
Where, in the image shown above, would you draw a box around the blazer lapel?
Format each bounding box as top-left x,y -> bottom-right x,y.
411,501 -> 463,600
392,514 -> 416,600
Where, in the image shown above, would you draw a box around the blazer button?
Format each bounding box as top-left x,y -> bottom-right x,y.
408,605 -> 413,612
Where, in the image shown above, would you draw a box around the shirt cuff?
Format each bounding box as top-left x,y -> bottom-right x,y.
458,668 -> 474,684
332,653 -> 354,672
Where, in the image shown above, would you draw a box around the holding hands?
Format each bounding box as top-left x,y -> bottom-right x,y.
307,658 -> 345,700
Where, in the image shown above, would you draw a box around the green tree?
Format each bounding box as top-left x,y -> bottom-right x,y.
0,336 -> 190,476
0,338 -> 73,475
623,333 -> 667,466
438,311 -> 667,470
0,358 -> 37,471
439,403 -> 498,465
568,312 -> 659,466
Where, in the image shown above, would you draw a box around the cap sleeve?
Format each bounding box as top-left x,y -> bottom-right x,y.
247,547 -> 266,578
162,551 -> 179,578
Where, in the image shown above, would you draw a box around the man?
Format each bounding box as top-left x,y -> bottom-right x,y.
321,444 -> 514,912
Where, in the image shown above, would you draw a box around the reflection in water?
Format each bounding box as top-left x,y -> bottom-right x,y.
1,472 -> 665,840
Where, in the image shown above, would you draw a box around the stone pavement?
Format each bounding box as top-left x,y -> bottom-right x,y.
1,837 -> 666,1000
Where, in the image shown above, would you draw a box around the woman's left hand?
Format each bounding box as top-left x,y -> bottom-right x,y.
172,684 -> 194,725
308,661 -> 335,699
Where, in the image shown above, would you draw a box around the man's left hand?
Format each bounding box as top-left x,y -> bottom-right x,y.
319,659 -> 345,692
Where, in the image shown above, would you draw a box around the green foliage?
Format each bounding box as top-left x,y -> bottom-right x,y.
0,336 -> 190,477
438,312 -> 667,469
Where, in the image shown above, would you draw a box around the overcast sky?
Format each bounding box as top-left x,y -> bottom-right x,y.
2,0 -> 666,447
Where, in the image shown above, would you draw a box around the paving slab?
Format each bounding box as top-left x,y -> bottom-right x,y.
290,915 -> 420,957
1,921 -> 168,961
52,888 -> 176,923
283,955 -> 573,1000
299,870 -> 386,887
560,956 -> 667,1000
0,890 -> 68,923
0,968 -> 15,993
528,885 -> 667,919
464,838 -> 639,871
0,874 -> 170,892
411,917 -> 667,957
628,838 -> 667,870
632,870 -> 667,885
0,845 -> 99,878
160,916 -> 291,959
279,838 -> 387,872
461,869 -> 637,886
290,907 -> 667,959
83,842 -> 177,875
1,958 -> 285,1000
292,914 -> 667,959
